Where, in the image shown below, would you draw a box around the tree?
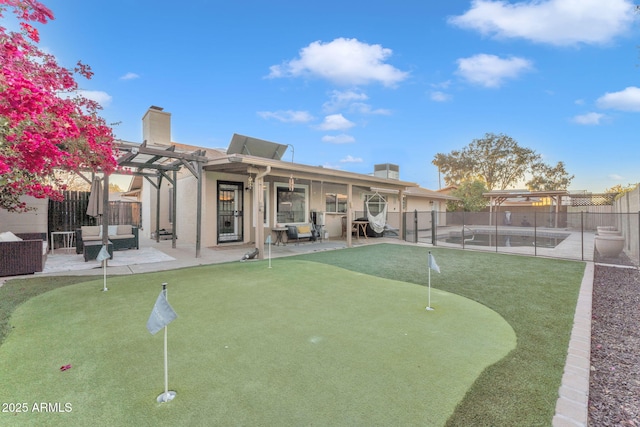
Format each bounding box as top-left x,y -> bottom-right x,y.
0,0 -> 116,212
448,179 -> 488,212
605,183 -> 638,200
526,161 -> 574,191
433,133 -> 540,191
50,170 -> 91,192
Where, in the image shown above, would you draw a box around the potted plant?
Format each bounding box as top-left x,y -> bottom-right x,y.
594,234 -> 625,258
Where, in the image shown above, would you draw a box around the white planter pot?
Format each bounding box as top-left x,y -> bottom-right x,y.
594,235 -> 625,258
597,229 -> 622,236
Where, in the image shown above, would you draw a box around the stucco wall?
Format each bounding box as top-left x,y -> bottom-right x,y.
614,187 -> 640,263
0,196 -> 48,234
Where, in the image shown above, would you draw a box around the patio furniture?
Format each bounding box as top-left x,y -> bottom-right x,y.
354,217 -> 382,238
286,224 -> 318,244
272,227 -> 288,246
83,240 -> 114,262
341,216 -> 359,238
0,232 -> 48,277
352,220 -> 369,240
50,230 -> 75,254
76,225 -> 139,254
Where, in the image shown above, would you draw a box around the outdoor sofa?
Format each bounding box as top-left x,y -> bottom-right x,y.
0,232 -> 48,277
286,224 -> 319,244
75,225 -> 139,253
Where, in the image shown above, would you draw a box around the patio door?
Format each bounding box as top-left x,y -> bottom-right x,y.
217,181 -> 243,242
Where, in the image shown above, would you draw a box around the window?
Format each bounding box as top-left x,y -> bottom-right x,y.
325,193 -> 347,213
276,184 -> 307,223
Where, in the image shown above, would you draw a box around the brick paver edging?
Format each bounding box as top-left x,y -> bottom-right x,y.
552,261 -> 594,427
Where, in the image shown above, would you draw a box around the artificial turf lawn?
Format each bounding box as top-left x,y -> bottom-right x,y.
0,245 -> 584,425
296,244 -> 585,426
0,258 -> 515,426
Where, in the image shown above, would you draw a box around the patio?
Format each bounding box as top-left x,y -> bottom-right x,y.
32,235 -> 402,279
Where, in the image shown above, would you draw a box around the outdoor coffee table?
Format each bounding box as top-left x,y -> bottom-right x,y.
83,240 -> 114,262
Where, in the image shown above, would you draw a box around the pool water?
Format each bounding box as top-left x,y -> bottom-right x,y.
444,233 -> 568,248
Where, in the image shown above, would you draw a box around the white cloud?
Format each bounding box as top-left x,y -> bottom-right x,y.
322,134 -> 356,144
572,112 -> 605,125
608,174 -> 625,180
267,38 -> 409,87
323,90 -> 368,112
456,54 -> 533,88
430,91 -> 452,102
449,0 -> 635,46
340,155 -> 363,163
120,72 -> 140,80
316,114 -> 355,131
76,90 -> 112,106
431,80 -> 452,89
350,103 -> 392,115
322,90 -> 390,115
257,110 -> 314,123
596,87 -> 640,112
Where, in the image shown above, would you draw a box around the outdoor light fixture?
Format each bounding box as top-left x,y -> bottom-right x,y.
288,174 -> 295,191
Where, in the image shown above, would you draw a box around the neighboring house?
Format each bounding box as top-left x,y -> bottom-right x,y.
404,186 -> 458,229
119,107 -> 456,257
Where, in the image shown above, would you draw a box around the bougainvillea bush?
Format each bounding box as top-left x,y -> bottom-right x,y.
0,0 -> 116,211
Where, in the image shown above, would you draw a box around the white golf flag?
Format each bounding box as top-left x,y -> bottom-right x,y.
428,253 -> 440,273
265,234 -> 272,244
96,245 -> 110,262
147,289 -> 178,335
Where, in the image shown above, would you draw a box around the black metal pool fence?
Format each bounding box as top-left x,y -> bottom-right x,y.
402,210 -> 640,267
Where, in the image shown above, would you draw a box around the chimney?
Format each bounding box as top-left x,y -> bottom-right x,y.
142,106 -> 171,146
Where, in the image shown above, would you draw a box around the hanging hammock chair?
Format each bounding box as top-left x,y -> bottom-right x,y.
366,193 -> 387,234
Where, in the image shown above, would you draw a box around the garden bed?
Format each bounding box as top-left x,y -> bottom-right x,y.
589,265 -> 640,425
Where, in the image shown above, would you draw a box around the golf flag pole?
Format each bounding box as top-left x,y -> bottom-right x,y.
427,264 -> 433,311
147,282 -> 178,403
96,244 -> 110,292
427,251 -> 440,311
162,313 -> 171,403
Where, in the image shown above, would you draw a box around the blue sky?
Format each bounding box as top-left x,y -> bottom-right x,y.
12,0 -> 640,192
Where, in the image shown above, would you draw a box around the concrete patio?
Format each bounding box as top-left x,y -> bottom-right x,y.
32,235 -> 404,279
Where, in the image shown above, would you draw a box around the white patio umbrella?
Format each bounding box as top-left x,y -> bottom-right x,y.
86,177 -> 103,218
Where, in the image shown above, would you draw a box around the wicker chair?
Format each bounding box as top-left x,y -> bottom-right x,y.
0,233 -> 47,277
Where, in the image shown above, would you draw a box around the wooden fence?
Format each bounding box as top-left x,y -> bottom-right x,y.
48,191 -> 142,233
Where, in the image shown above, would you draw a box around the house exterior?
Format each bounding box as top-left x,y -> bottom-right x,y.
120,107 -> 456,257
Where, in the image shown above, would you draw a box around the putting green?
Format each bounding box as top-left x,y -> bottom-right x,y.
0,260 -> 515,426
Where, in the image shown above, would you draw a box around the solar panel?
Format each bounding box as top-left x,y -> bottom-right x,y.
227,134 -> 288,160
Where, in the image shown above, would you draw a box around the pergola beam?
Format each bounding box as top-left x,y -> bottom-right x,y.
114,142 -> 208,257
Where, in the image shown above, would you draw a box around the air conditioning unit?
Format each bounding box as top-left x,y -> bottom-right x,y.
374,163 -> 399,180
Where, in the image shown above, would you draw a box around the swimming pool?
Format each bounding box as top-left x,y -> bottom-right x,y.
442,228 -> 570,248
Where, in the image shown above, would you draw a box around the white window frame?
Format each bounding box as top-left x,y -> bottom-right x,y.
274,183 -> 309,224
